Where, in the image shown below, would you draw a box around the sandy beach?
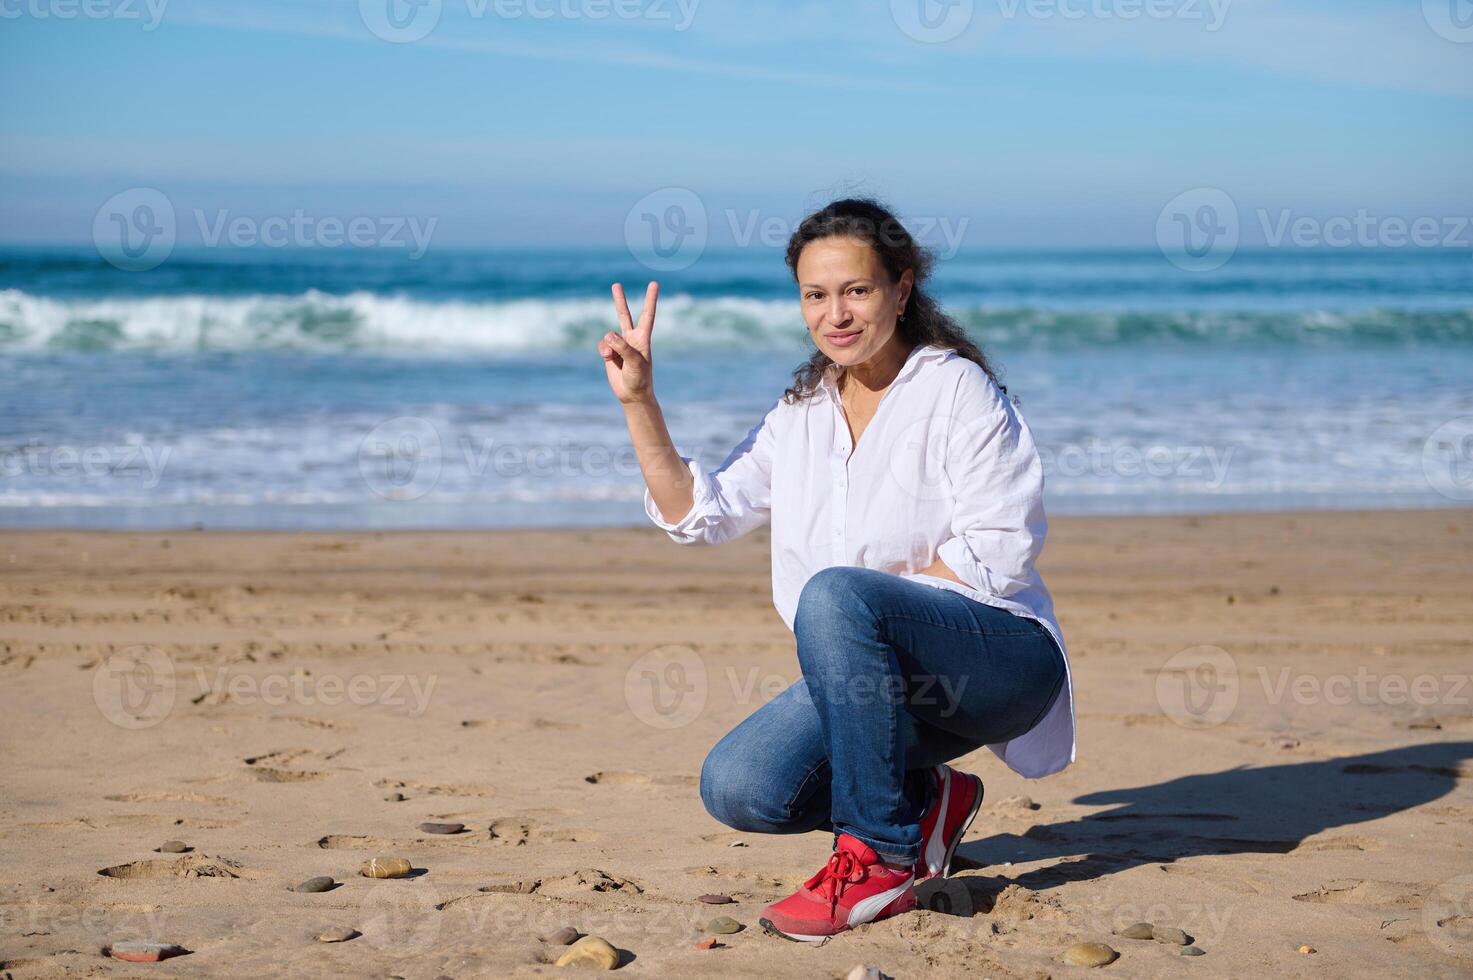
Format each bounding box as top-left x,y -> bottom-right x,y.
2,508 -> 1471,978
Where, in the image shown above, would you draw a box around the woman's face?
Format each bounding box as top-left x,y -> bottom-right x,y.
796,236 -> 914,369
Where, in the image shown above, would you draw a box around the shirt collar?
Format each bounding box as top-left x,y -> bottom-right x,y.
819,342 -> 954,400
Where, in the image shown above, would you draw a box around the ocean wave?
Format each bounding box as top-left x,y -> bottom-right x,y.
1,289 -> 1471,353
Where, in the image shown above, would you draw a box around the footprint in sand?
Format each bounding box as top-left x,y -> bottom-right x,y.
1292,834 -> 1385,853
98,854 -> 260,880
246,767 -> 329,783
374,778 -> 495,798
488,818 -> 594,845
583,771 -> 696,787
273,716 -> 356,731
461,718 -> 583,731
1292,879 -> 1424,906
104,792 -> 239,806
467,869 -> 643,901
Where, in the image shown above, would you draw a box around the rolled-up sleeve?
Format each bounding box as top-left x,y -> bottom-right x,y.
933,370 -> 1048,598
643,398 -> 780,546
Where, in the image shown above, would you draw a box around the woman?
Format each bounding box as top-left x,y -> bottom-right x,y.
597,198 -> 1074,943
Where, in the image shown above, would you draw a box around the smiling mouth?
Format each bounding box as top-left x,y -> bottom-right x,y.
827,329 -> 861,339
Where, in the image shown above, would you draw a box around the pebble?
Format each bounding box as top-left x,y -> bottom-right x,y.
1115,922 -> 1154,940
554,935 -> 619,969
697,894 -> 734,904
361,856 -> 413,879
541,926 -> 579,945
419,822 -> 465,835
293,876 -> 336,893
1298,945 -> 1316,955
1062,943 -> 1118,967
384,792 -> 407,802
157,840 -> 190,853
1181,946 -> 1206,956
316,928 -> 358,943
694,936 -> 720,950
1406,717 -> 1442,730
847,967 -> 892,980
107,942 -> 189,963
1152,925 -> 1190,946
728,841 -> 748,847
707,916 -> 743,935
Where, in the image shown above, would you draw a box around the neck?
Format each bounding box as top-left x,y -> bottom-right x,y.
839,336 -> 915,394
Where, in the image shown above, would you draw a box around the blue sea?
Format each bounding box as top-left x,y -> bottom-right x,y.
2,246 -> 1471,529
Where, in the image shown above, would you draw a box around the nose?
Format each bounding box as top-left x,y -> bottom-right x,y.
826,296 -> 852,328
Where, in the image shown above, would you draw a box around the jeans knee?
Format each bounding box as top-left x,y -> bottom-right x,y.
700,743 -> 808,834
794,566 -> 875,636
700,745 -> 757,830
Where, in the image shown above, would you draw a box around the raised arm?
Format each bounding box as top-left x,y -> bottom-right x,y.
599,280 -> 778,545
599,281 -> 698,527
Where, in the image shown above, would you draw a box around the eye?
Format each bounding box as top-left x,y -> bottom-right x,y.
804,291 -> 822,300
849,286 -> 869,296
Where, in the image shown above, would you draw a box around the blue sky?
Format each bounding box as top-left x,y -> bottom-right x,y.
1,0 -> 1470,247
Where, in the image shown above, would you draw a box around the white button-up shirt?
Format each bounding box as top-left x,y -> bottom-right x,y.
643,342 -> 1076,779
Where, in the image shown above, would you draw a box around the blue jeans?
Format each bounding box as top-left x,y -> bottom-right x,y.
700,566 -> 1066,865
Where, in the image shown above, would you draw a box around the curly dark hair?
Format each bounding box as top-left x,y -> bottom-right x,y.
780,196 -> 1005,404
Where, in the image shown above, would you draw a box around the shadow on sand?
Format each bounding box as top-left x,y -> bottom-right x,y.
926,740 -> 1470,910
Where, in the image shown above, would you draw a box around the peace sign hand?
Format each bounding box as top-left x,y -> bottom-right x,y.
599,281 -> 659,405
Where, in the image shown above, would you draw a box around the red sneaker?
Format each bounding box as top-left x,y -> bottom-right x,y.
916,764 -> 984,882
758,833 -> 916,942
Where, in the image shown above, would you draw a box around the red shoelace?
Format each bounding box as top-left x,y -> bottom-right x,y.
804,848 -> 868,917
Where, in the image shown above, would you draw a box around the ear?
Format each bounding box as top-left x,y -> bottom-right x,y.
897,268 -> 915,311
